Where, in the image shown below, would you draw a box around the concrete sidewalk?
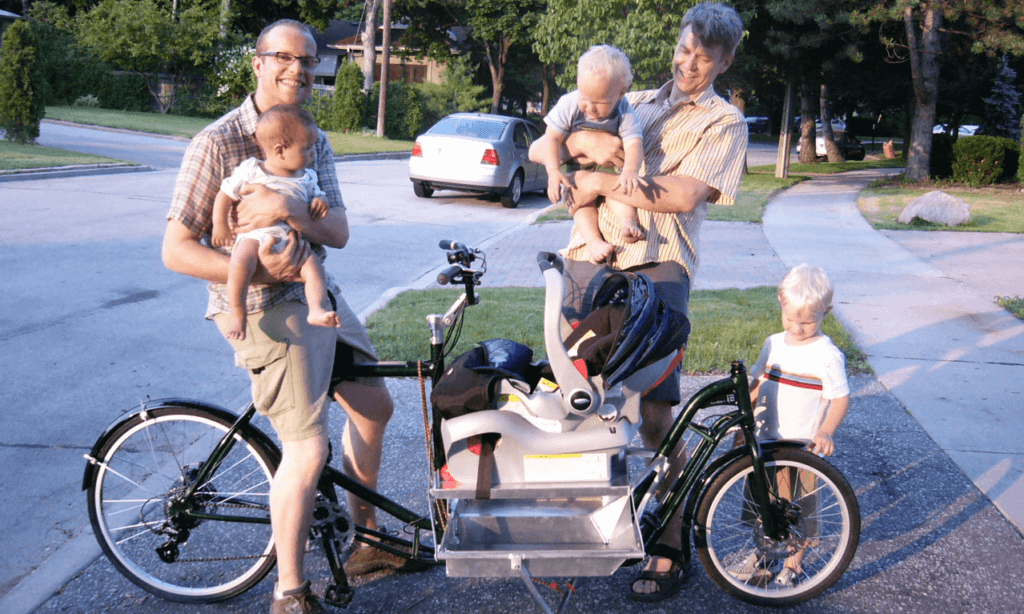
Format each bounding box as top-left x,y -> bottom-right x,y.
452,171 -> 1024,534
760,170 -> 1024,533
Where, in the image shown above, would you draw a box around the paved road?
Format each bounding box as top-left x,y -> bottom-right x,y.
37,121 -> 190,169
0,152 -> 548,612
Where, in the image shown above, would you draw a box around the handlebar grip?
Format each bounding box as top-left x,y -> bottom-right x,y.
438,240 -> 467,252
437,265 -> 461,285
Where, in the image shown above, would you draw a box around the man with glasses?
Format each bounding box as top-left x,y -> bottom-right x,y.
164,19 -> 407,614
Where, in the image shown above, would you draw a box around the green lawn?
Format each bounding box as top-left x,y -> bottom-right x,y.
0,141 -> 125,170
859,179 -> 1024,233
366,286 -> 869,376
43,106 -> 414,155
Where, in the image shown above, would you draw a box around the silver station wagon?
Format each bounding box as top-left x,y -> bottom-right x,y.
408,113 -> 548,208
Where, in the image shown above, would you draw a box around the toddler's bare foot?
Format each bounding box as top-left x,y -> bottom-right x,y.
308,309 -> 341,328
226,319 -> 246,341
587,240 -> 615,264
620,221 -> 644,244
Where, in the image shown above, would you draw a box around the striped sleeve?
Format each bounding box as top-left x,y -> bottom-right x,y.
168,131 -> 226,238
674,108 -> 747,206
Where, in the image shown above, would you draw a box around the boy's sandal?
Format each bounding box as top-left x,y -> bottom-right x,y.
628,545 -> 692,603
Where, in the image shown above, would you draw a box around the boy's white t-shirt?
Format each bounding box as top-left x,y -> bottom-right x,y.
749,332 -> 849,441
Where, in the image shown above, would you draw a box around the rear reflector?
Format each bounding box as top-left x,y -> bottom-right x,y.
412,142 -> 423,157
481,149 -> 500,165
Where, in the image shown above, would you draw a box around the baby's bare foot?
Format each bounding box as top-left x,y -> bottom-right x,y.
308,309 -> 341,328
226,321 -> 246,341
587,241 -> 615,264
620,222 -> 644,244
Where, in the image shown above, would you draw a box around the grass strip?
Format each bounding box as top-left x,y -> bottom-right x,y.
366,286 -> 869,376
44,106 -> 414,154
0,141 -> 125,170
997,296 -> 1024,320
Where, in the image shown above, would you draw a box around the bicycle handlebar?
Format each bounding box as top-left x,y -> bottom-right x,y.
437,265 -> 462,285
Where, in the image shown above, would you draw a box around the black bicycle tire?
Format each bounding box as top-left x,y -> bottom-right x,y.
86,406 -> 279,603
694,447 -> 860,606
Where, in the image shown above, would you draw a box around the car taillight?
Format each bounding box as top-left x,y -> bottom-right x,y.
481,149 -> 500,166
411,142 -> 423,157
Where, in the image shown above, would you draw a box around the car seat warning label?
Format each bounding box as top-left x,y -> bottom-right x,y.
523,453 -> 609,482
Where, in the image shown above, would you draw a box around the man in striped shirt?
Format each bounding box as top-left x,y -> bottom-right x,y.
530,2 -> 747,603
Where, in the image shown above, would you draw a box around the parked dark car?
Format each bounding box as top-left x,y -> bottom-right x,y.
408,113 -> 547,208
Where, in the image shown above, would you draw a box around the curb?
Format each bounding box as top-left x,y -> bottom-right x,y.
336,151 -> 411,162
356,202 -> 562,323
41,118 -> 191,141
0,163 -> 155,183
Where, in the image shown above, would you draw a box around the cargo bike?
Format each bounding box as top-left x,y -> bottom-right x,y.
83,241 -> 860,613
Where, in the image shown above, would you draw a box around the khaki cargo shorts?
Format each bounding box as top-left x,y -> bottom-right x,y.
214,299 -> 378,441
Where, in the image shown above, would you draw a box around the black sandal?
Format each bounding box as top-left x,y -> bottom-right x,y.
628,544 -> 692,603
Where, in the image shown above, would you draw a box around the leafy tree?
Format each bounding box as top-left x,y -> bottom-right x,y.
417,54 -> 488,120
0,19 -> 44,143
979,56 -> 1022,140
463,0 -> 544,113
852,0 -> 1024,181
203,35 -> 257,116
74,0 -> 222,113
331,60 -> 366,132
535,0 -> 696,90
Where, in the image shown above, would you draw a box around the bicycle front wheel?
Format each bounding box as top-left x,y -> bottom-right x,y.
86,406 -> 278,602
694,447 -> 860,606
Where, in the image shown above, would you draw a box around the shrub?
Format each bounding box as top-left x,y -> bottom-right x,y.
202,39 -> 257,118
365,81 -> 427,141
1020,115 -> 1024,183
0,20 -> 45,144
305,90 -> 334,130
930,132 -> 955,179
73,94 -> 101,108
952,135 -> 1020,187
98,72 -> 150,112
330,61 -> 366,133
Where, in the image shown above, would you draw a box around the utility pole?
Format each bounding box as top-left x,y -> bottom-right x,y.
375,0 -> 392,138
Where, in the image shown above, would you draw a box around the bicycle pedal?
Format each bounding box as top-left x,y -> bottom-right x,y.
324,584 -> 353,608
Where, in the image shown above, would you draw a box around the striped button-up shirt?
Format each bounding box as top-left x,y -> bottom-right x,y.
563,82 -> 748,279
167,95 -> 344,318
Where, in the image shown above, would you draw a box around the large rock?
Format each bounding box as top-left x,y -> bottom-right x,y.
898,190 -> 971,226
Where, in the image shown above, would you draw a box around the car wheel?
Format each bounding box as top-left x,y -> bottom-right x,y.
413,182 -> 433,198
500,171 -> 524,208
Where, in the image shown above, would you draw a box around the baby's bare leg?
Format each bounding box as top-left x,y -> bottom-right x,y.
226,238 -> 260,341
299,255 -> 340,328
607,198 -> 644,243
572,204 -> 614,263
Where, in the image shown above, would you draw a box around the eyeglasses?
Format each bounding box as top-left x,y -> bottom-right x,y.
258,51 -> 321,69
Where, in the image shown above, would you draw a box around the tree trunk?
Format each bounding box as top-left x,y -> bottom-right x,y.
730,87 -> 747,116
361,0 -> 381,92
219,0 -> 231,38
820,84 -> 844,162
485,37 -> 511,114
541,63 -> 554,115
798,79 -> 817,164
904,3 -> 942,181
376,0 -> 391,137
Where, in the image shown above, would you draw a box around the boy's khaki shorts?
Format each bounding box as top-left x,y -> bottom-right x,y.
214,299 -> 377,441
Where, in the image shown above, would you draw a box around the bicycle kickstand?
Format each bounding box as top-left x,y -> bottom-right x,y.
510,554 -> 577,614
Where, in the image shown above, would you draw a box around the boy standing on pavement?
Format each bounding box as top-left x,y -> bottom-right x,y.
163,19 -> 409,614
530,2 -> 747,603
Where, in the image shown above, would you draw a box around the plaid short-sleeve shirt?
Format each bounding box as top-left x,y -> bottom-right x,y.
167,95 -> 345,318
563,83 -> 748,280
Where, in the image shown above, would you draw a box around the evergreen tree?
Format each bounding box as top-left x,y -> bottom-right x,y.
330,61 -> 366,133
979,57 -> 1022,141
0,19 -> 45,144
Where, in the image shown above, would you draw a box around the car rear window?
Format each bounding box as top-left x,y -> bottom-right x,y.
429,117 -> 508,140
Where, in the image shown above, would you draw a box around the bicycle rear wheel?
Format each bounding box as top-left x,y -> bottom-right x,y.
86,406 -> 278,602
694,447 -> 859,606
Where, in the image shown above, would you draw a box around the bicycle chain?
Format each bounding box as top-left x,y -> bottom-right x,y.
153,501 -> 270,564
